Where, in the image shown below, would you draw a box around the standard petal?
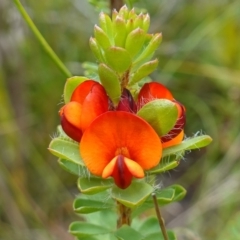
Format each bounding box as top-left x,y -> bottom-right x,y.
70,80 -> 97,104
80,111 -> 162,176
60,102 -> 82,142
80,83 -> 109,131
137,82 -> 174,108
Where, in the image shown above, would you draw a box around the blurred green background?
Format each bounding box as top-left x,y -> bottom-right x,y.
0,0 -> 240,239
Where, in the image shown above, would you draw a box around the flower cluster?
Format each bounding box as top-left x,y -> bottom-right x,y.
59,80 -> 185,189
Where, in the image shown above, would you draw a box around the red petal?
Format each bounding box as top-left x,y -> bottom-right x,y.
80,83 -> 109,131
80,111 -> 162,177
137,82 -> 174,108
71,80 -> 97,103
162,130 -> 184,148
60,102 -> 82,142
102,155 -> 144,189
116,88 -> 137,113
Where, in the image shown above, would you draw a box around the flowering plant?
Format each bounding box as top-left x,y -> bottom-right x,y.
46,5 -> 211,240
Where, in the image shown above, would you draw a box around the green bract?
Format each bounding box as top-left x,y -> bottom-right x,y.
63,76 -> 88,103
137,99 -> 178,137
91,6 -> 162,88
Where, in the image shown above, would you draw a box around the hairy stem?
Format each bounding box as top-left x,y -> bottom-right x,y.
117,201 -> 131,228
152,193 -> 169,240
13,0 -> 72,78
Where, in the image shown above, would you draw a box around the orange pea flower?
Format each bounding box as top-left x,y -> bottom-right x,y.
60,80 -> 109,142
137,82 -> 186,147
80,111 -> 162,189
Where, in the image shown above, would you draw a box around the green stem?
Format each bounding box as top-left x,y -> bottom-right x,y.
13,0 -> 72,78
152,193 -> 169,240
117,201 -> 131,228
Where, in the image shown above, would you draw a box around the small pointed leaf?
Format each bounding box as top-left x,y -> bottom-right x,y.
49,138 -> 83,165
162,135 -> 212,157
78,177 -> 113,194
105,47 -> 132,73
98,63 -> 121,105
125,28 -> 146,58
111,181 -> 153,208
133,33 -> 162,67
148,160 -> 179,174
94,25 -> 111,50
99,12 -> 113,43
89,37 -> 104,62
64,76 -> 88,103
113,16 -> 127,47
142,14 -> 150,33
129,59 -> 158,85
137,99 -> 178,137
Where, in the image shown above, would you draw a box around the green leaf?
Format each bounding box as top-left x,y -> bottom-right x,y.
69,222 -> 110,238
162,135 -> 213,157
98,63 -> 121,106
129,59 -> 158,85
84,209 -> 117,230
89,37 -> 105,62
125,28 -> 146,58
99,12 -> 113,43
94,25 -> 111,50
63,76 -> 88,103
132,185 -> 186,217
77,177 -> 113,194
114,225 -> 143,240
104,47 -> 132,73
48,137 -> 84,165
74,192 -> 114,214
148,161 -> 179,174
137,217 -> 161,236
133,33 -> 162,67
170,184 -> 187,202
113,16 -> 127,47
111,181 -> 153,208
143,230 -> 177,240
142,14 -> 150,33
133,13 -> 144,29
58,159 -> 87,176
137,99 -> 178,136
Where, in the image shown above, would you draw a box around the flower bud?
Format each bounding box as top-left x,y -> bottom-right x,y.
116,88 -> 137,112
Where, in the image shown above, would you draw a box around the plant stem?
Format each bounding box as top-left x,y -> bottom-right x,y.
110,0 -> 124,11
13,0 -> 72,78
117,201 -> 131,228
152,193 -> 169,240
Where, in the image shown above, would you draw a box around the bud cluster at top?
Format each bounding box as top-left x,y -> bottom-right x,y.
89,5 -> 162,105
